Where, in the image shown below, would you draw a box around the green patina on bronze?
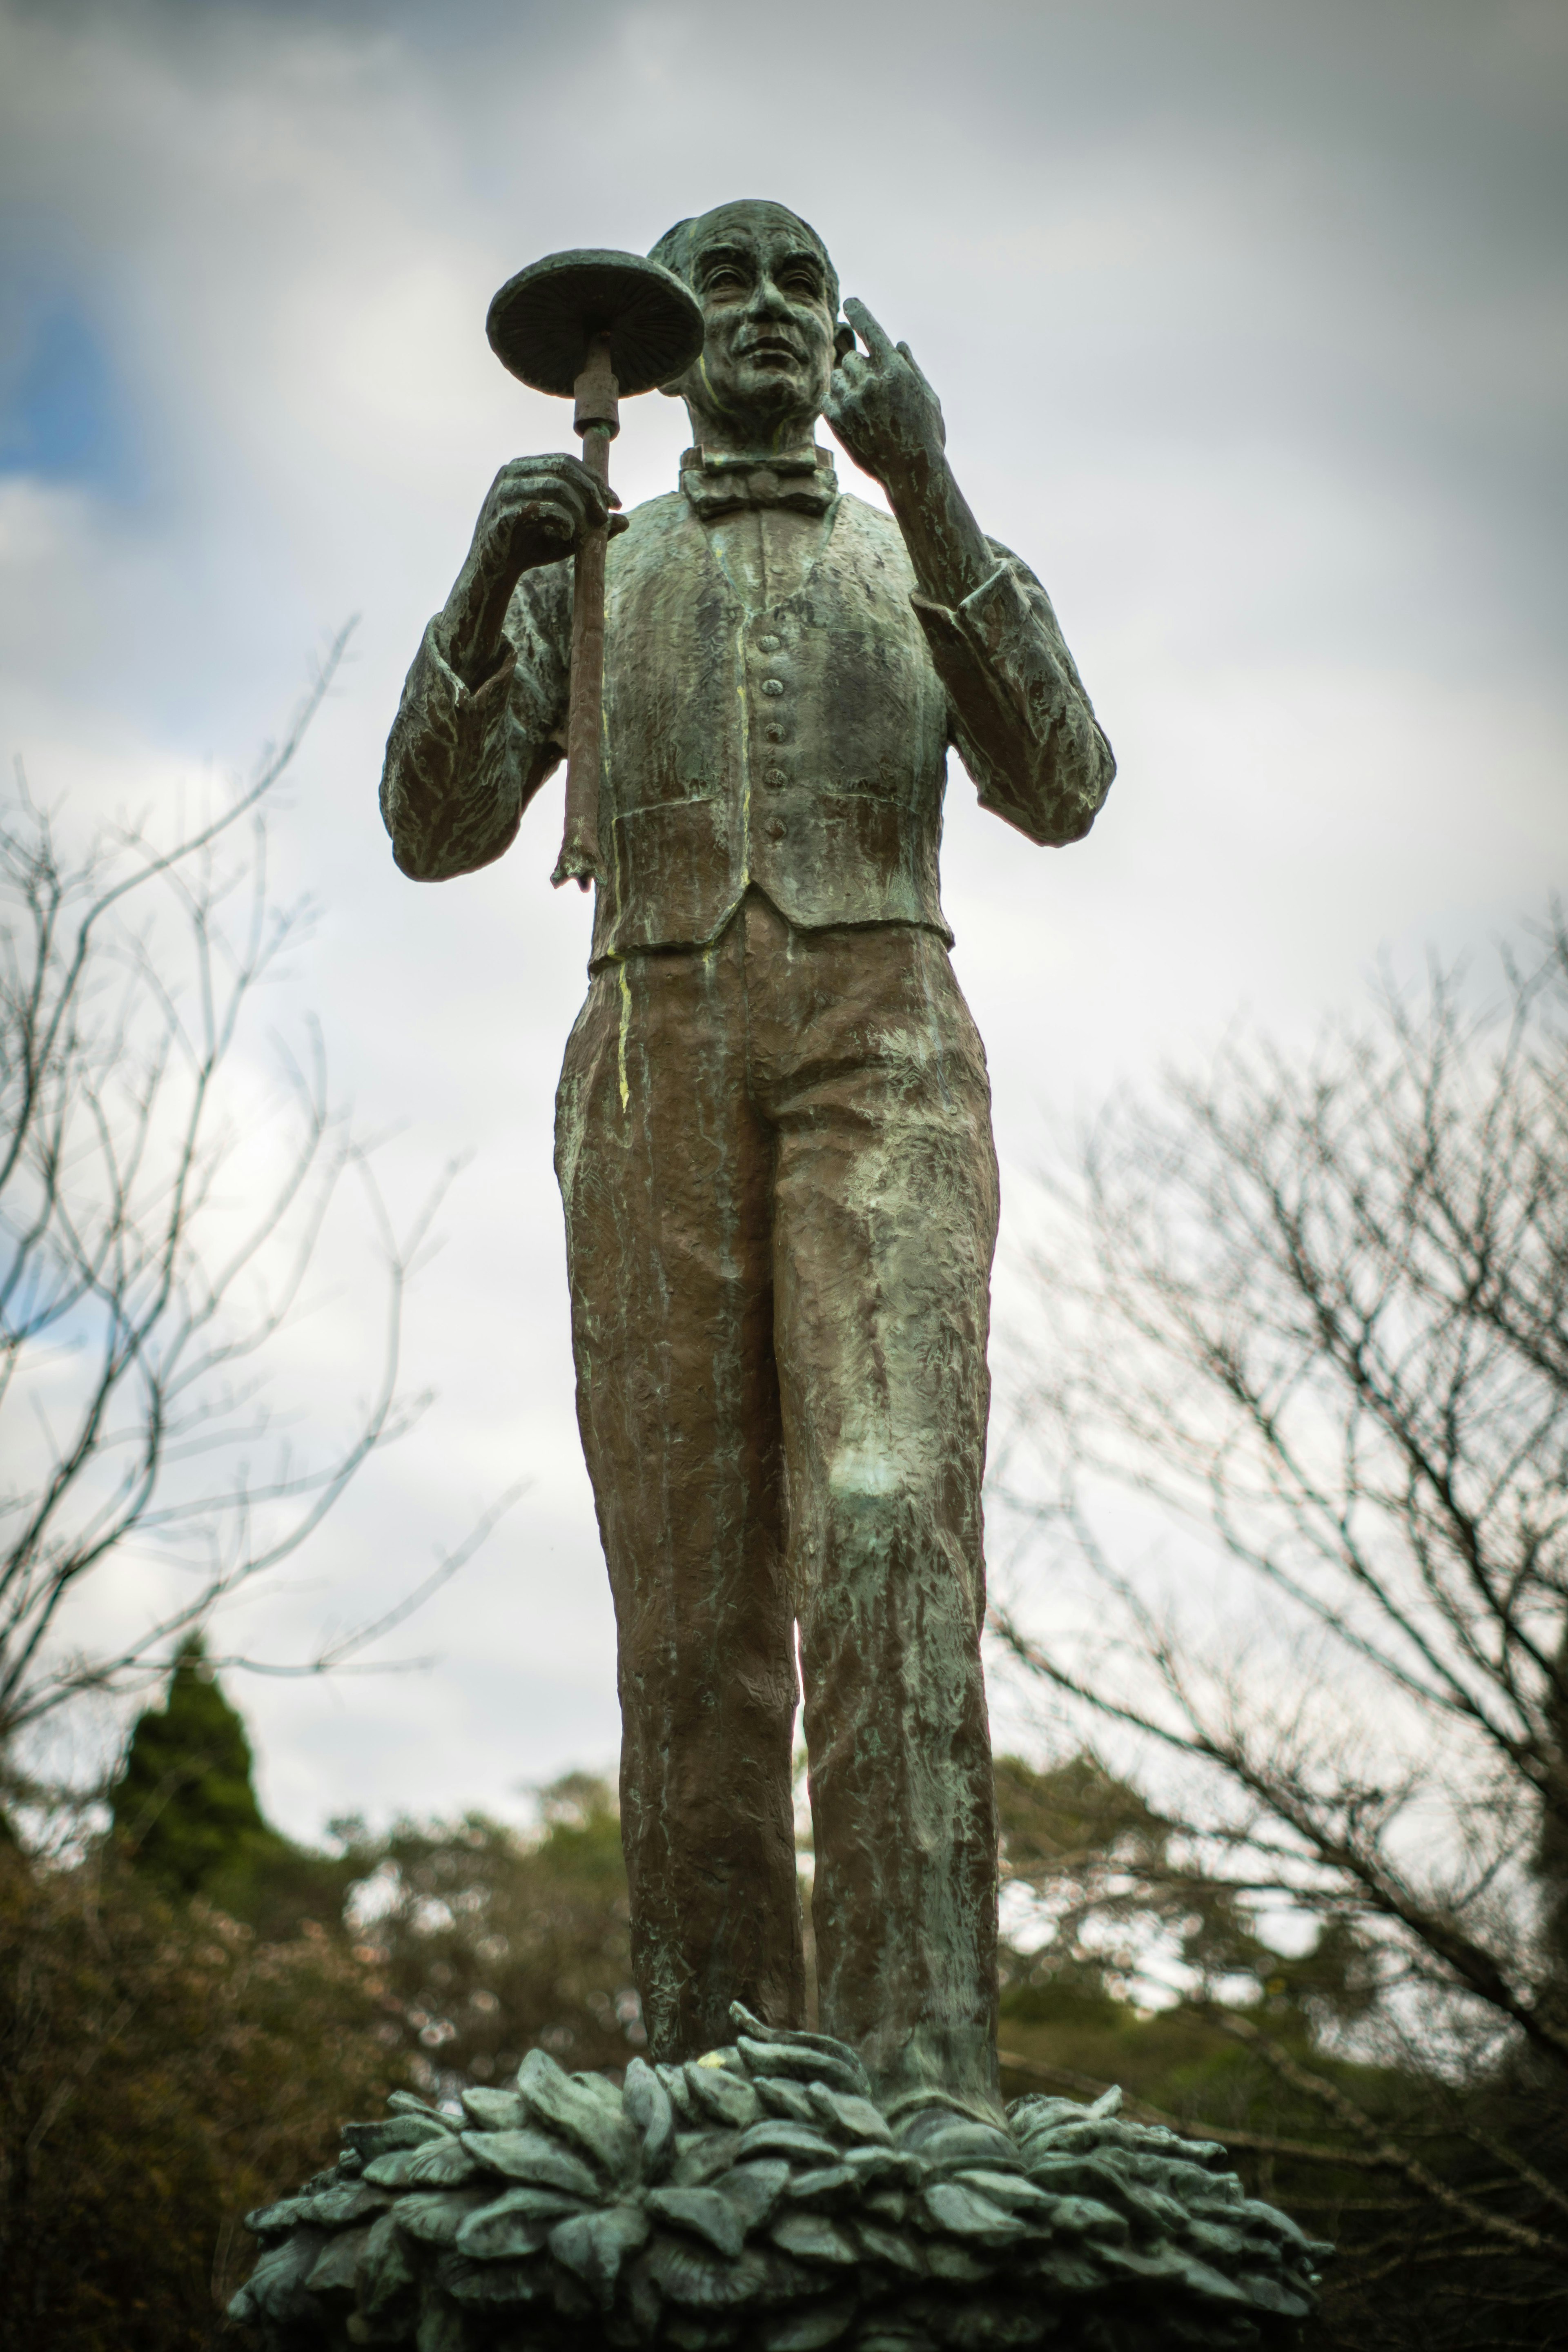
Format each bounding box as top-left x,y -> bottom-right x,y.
228,194 -> 1332,2348
229,2010 -> 1330,2350
378,197 -> 1114,2116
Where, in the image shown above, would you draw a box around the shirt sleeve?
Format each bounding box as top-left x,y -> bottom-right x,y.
912,540 -> 1115,847
379,562 -> 573,881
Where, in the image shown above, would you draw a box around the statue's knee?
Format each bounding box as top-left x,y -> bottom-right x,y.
826,1443 -> 907,1506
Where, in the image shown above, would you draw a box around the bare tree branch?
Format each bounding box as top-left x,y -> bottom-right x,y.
0,640 -> 486,1753
992,910 -> 1568,2337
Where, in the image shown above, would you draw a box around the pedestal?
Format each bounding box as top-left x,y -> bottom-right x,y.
231,2008 -> 1327,2350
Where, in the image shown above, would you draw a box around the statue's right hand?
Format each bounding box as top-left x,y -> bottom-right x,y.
440,453 -> 624,682
468,451 -> 622,582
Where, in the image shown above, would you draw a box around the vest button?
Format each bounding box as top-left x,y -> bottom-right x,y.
764,723 -> 786,743
760,678 -> 785,697
757,633 -> 782,653
765,817 -> 787,841
762,766 -> 788,788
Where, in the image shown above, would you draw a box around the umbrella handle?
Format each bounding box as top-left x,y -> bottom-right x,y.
552,335 -> 619,891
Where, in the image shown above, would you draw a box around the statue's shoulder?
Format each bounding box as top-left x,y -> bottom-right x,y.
835,487 -> 899,531
607,491 -> 698,583
621,490 -> 691,539
829,489 -> 916,589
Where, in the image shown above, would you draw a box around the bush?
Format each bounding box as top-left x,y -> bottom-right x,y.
0,1844 -> 408,2352
348,1773 -> 641,2096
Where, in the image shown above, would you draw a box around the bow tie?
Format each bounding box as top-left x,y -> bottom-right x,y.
679,445 -> 838,519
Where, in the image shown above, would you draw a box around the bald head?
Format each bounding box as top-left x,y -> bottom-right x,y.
649,201 -> 840,317
648,198 -> 840,456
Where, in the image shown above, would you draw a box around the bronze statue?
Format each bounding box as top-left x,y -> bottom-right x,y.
381,198 -> 1115,2118
231,199 -> 1327,2352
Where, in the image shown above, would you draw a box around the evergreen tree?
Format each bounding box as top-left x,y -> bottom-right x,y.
108,1638 -> 352,1934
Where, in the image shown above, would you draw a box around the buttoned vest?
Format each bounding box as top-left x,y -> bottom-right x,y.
589,490 -> 954,965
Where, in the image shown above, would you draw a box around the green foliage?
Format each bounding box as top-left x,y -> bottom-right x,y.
0,1843 -> 407,2352
993,1747 -> 1388,2218
0,1646 -> 410,2346
993,1749 -> 1568,2349
110,1636 -> 282,1891
55,1655 -> 1568,2352
1000,917 -> 1568,2343
995,1751 -> 1376,2027
346,1772 -> 640,2094
108,1639 -> 356,1939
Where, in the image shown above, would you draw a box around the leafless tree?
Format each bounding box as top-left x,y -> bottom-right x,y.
0,637 -> 490,1782
991,911 -> 1568,2337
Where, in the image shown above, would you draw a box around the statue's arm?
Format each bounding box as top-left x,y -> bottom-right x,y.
824,298 -> 1113,846
913,543 -> 1115,848
380,450 -> 616,881
380,568 -> 571,880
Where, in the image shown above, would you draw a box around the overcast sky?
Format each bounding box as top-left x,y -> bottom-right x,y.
2,0 -> 1564,1839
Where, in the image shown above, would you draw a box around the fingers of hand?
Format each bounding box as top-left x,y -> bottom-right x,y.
490,485 -> 607,553
518,497 -> 579,545
842,297 -> 898,366
821,375 -> 866,432
477,499 -> 581,569
493,454 -> 609,524
897,341 -> 941,406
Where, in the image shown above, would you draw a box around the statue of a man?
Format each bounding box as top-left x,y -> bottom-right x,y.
381,199 -> 1113,2114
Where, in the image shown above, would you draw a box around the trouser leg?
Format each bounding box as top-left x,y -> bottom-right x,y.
554,930 -> 803,2060
746,903 -> 1002,2106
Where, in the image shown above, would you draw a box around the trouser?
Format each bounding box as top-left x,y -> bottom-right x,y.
553,889 -> 1001,2103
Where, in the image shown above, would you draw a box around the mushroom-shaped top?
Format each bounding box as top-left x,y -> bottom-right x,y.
486,248 -> 704,398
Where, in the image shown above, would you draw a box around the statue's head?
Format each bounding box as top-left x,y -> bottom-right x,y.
649,199 -> 840,451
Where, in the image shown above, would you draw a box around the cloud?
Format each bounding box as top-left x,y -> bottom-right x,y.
1,0 -> 1563,1834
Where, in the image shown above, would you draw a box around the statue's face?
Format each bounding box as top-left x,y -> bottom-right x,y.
672,202 -> 836,444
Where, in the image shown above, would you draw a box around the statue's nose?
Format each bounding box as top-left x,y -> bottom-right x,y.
745,273 -> 792,319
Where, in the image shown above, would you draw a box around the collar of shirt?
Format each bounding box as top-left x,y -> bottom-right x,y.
678,443 -> 838,519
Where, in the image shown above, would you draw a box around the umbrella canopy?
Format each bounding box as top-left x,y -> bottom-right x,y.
487,248 -> 704,399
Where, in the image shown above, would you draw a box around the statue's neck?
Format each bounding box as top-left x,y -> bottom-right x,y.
684,403 -> 823,467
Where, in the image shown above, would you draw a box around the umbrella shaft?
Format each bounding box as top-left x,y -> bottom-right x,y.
555,335 -> 619,892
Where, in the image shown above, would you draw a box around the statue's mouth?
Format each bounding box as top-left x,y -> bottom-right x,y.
738,332 -> 803,364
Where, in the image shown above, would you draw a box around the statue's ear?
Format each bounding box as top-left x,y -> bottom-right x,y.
833,321 -> 857,363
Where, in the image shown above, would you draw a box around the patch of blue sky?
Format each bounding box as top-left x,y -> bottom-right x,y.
0,298 -> 142,499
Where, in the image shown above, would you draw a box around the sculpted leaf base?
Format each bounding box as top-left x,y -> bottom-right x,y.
231,2009 -> 1328,2352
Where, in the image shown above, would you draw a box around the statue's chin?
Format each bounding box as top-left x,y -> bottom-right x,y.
693,363 -> 827,445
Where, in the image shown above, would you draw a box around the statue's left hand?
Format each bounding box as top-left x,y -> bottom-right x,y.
823,298 -> 947,488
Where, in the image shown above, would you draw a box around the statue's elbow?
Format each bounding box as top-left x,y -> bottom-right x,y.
1078,733 -> 1117,835
391,835 -> 444,883
1036,724 -> 1115,847
385,799 -> 521,884
382,788 -> 450,883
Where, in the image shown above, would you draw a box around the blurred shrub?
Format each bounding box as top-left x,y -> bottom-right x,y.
345,1771 -> 641,2096
0,1844 -> 406,2352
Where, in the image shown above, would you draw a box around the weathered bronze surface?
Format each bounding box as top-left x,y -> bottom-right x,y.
486,248 -> 705,399
230,2014 -> 1329,2351
379,200 -> 1116,2112
229,196 -> 1333,2351
556,895 -> 999,2096
483,247 -> 705,888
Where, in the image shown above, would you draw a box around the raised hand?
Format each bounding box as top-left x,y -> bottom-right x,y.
822,298 -> 947,488
439,452 -> 626,686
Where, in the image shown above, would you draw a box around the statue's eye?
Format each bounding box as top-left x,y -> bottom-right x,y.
705,267 -> 747,293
